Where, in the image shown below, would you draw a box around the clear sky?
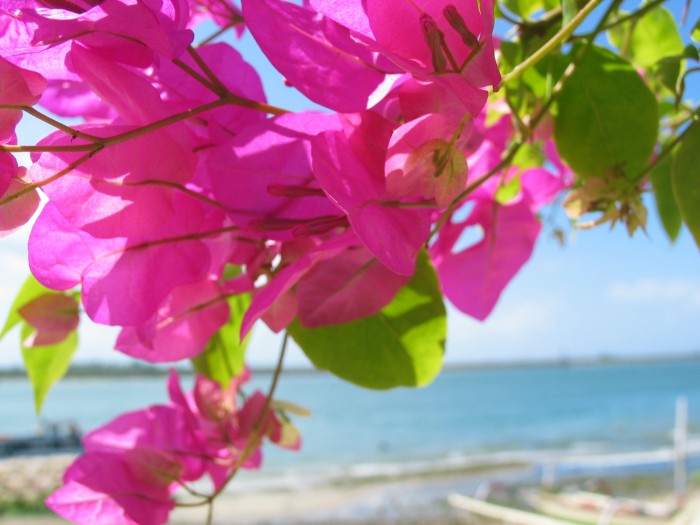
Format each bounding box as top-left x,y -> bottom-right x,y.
0,0 -> 698,369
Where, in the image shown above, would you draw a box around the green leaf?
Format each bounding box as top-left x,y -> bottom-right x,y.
554,45 -> 658,181
191,294 -> 251,388
652,56 -> 683,94
21,325 -> 78,413
561,0 -> 577,26
289,251 -> 446,390
500,0 -> 544,19
607,12 -> 630,52
1,275 -> 52,339
649,154 -> 682,242
683,44 -> 699,61
496,174 -> 522,204
692,17 -> 700,43
512,141 -> 546,171
671,122 -> 700,248
629,7 -> 684,68
498,41 -> 522,75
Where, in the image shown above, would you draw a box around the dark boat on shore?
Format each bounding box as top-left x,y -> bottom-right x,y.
0,420 -> 82,457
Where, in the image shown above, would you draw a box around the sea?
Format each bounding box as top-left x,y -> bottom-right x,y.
1,358 -> 700,491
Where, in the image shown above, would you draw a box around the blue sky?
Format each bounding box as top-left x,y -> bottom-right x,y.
0,1 -> 698,369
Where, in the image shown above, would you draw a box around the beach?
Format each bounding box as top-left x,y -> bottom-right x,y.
0,453 -> 528,524
0,452 -> 694,525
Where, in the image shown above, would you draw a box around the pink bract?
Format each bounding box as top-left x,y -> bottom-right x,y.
242,0 -> 400,112
430,198 -> 541,320
312,112 -> 432,275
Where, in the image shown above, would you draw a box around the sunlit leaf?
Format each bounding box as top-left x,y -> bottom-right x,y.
496,174 -> 522,204
191,294 -> 251,389
649,154 -> 682,242
289,251 -> 446,390
21,325 -> 78,413
629,7 -> 684,68
554,45 -> 658,180
1,275 -> 54,340
671,122 -> 700,248
691,17 -> 700,43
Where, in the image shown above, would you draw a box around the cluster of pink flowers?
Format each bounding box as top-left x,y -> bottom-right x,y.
1,0 -> 569,358
46,369 -> 298,524
0,0 -> 572,521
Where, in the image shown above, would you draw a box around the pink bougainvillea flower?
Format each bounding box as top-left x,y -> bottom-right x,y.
18,292 -> 80,347
385,112 -> 472,208
30,123 -> 199,239
46,451 -> 176,525
208,111 -> 347,240
0,55 -> 46,105
365,0 -> 500,90
0,152 -> 14,197
28,202 -> 216,326
82,404 -> 204,480
303,0 -> 496,113
115,279 -> 236,362
167,370 -> 298,489
0,56 -> 46,142
312,111 -> 432,275
430,197 -> 541,320
296,244 -> 410,327
240,232 -> 358,337
242,0 -> 401,112
0,162 -> 41,238
15,0 -> 193,66
154,42 -> 267,144
48,403 -> 205,525
39,79 -> 117,120
66,43 -> 171,124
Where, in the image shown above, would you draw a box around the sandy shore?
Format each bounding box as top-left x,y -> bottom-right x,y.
0,454 -> 74,501
0,455 -> 532,524
0,454 -> 692,525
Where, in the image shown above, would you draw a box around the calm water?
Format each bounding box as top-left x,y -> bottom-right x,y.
1,359 -> 699,482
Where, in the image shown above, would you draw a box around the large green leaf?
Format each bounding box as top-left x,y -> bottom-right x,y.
649,154 -> 682,242
1,275 -> 51,339
554,45 -> 658,180
191,294 -> 251,388
289,251 -> 446,390
671,122 -> 700,248
629,7 -> 684,68
21,325 -> 78,413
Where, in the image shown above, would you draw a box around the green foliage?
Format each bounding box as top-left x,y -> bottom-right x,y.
561,0 -> 578,27
289,251 -> 446,390
1,276 -> 80,412
628,7 -> 684,68
649,154 -> 682,242
554,45 -> 658,181
191,294 -> 251,388
496,174 -> 522,204
671,122 -> 700,248
499,0 -> 556,20
21,326 -> 78,413
0,275 -> 49,339
692,17 -> 700,43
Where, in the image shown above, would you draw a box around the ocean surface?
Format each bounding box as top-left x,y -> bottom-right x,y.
1,359 -> 700,489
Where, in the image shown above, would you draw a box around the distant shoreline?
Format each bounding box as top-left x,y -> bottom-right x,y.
1,350 -> 699,380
